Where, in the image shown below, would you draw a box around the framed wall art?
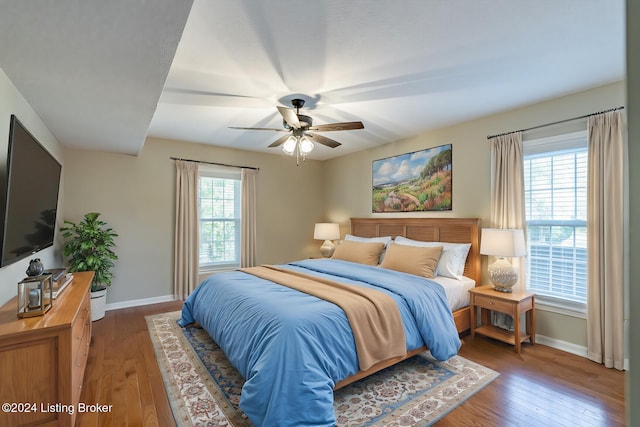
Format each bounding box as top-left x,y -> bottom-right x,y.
372,144 -> 452,212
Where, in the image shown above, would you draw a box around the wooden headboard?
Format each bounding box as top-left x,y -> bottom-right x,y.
350,217 -> 481,285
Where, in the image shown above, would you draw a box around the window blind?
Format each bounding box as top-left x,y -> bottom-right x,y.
198,165 -> 241,269
523,131 -> 588,303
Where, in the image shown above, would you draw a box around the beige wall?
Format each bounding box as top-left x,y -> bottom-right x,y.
0,68 -> 64,307
62,137 -> 325,305
324,81 -> 625,348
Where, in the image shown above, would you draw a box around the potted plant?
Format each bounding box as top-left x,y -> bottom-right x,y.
60,212 -> 118,321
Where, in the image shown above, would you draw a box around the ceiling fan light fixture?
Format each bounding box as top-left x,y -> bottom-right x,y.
282,136 -> 297,155
229,98 -> 363,164
299,136 -> 314,155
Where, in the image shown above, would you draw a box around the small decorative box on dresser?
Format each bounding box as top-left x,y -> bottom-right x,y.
0,271 -> 93,427
469,285 -> 536,353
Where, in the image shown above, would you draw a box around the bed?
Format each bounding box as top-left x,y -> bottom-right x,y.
349,217 -> 481,336
179,217 -> 481,426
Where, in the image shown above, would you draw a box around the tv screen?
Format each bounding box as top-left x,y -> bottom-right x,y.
0,115 -> 62,267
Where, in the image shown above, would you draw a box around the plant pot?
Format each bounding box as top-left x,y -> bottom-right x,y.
90,288 -> 108,321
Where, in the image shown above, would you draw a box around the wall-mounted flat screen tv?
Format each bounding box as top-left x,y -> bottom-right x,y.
0,115 -> 62,267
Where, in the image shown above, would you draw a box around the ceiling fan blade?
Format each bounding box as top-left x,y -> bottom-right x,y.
306,133 -> 341,148
229,126 -> 287,131
308,121 -> 364,132
268,134 -> 292,148
277,106 -> 301,129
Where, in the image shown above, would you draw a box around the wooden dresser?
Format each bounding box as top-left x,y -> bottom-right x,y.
0,271 -> 93,427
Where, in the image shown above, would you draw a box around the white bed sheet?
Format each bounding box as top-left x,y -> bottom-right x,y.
432,275 -> 476,311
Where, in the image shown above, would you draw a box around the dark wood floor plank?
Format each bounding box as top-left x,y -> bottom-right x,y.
79,301 -> 625,426
135,357 -> 161,427
123,358 -> 143,426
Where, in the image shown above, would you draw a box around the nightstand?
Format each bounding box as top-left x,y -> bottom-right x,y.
469,285 -> 535,353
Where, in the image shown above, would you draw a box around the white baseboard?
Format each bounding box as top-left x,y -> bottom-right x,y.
105,294 -> 176,311
536,334 -> 629,370
535,333 -> 588,358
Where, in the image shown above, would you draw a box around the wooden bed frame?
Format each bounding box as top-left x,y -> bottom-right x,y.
334,217 -> 481,390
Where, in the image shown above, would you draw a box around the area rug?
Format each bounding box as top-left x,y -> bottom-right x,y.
146,311 -> 498,427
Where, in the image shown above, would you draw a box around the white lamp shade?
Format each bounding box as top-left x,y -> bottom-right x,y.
480,228 -> 527,257
314,223 -> 340,241
282,136 -> 297,155
299,137 -> 314,154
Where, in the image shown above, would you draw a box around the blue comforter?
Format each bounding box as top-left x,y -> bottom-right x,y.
178,259 -> 460,426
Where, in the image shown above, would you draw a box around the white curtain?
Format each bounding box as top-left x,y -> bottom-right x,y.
587,111 -> 625,370
489,132 -> 526,330
174,160 -> 199,300
241,168 -> 258,267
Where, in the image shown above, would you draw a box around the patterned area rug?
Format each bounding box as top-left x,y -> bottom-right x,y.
146,311 -> 498,427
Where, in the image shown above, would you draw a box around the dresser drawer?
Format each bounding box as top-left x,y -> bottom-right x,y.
473,293 -> 514,314
71,292 -> 90,357
71,291 -> 91,404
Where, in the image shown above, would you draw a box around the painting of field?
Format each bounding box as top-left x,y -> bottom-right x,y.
372,144 -> 452,212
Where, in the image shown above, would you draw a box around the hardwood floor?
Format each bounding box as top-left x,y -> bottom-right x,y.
77,300 -> 183,427
447,336 -> 625,427
78,301 -> 625,426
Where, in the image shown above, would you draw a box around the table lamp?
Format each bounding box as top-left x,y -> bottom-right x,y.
314,223 -> 340,257
480,228 -> 527,292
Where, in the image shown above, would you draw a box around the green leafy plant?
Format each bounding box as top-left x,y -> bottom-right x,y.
60,212 -> 118,292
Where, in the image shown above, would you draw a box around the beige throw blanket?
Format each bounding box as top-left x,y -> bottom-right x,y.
240,265 -> 407,371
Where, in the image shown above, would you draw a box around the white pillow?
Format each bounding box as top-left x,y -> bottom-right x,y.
345,234 -> 392,264
344,234 -> 392,246
394,236 -> 471,279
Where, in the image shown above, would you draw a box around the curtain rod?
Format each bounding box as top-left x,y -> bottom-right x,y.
170,157 -> 260,171
486,106 -> 625,140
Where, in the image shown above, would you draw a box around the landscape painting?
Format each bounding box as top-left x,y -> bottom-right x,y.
372,144 -> 452,212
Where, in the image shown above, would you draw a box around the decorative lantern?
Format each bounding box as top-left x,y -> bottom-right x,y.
17,274 -> 53,318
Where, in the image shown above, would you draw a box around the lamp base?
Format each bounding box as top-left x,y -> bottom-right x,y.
487,257 -> 518,293
319,240 -> 336,258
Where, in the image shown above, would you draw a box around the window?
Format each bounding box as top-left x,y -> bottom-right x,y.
523,131 -> 587,305
198,165 -> 241,269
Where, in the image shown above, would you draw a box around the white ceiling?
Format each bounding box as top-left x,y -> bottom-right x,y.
0,0 -> 193,155
0,0 -> 625,160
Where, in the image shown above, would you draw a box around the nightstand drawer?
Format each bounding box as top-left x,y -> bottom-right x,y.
473,293 -> 513,314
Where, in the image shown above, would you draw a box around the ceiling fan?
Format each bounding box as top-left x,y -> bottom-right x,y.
229,98 -> 364,164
